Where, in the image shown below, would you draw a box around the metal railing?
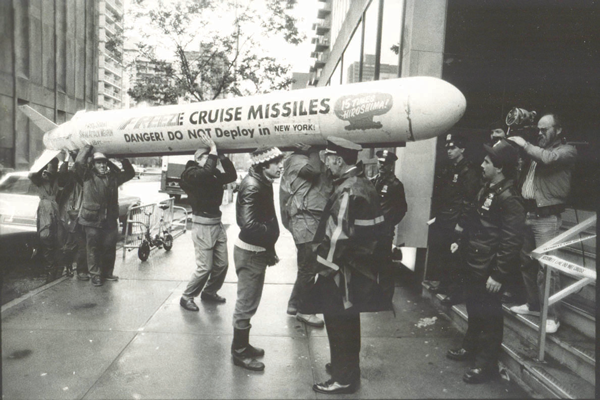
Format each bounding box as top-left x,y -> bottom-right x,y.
122,198 -> 188,260
531,214 -> 596,361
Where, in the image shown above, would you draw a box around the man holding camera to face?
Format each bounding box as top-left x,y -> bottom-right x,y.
507,113 -> 577,334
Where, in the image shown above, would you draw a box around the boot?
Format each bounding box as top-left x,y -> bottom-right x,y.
231,327 -> 265,371
45,266 -> 58,284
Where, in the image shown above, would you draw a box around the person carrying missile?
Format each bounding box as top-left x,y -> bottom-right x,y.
302,137 -> 392,394
179,133 -> 237,311
507,113 -> 577,334
28,157 -> 69,283
426,134 -> 480,305
74,145 -> 135,287
56,151 -> 90,281
446,139 -> 524,384
370,149 -> 407,284
231,146 -> 284,371
279,143 -> 333,328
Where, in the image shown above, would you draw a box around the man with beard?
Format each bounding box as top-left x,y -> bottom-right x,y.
74,146 -> 135,287
508,113 -> 577,334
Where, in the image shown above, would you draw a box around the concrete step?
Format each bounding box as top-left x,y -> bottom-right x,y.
422,283 -> 596,398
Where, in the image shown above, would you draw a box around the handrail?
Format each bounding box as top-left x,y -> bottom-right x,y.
530,215 -> 596,361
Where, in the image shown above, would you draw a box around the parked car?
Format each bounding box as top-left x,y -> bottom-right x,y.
0,171 -> 141,263
132,164 -> 146,178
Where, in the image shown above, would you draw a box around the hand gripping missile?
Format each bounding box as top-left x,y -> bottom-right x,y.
21,76 -> 466,172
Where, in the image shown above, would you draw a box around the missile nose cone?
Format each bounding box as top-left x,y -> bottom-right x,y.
405,77 -> 466,141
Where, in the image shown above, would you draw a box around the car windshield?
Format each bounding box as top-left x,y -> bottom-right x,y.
0,175 -> 36,195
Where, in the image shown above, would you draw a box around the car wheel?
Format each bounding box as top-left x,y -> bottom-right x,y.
163,234 -> 174,251
138,241 -> 151,261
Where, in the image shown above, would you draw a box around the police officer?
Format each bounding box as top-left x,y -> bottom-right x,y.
446,139 -> 525,384
427,134 -> 480,305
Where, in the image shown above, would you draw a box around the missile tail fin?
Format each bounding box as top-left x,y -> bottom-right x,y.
19,105 -> 59,133
29,149 -> 62,173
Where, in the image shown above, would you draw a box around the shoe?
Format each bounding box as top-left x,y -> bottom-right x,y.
232,348 -> 265,371
440,295 -> 463,306
180,297 -> 199,312
77,272 -> 91,281
545,320 -> 560,334
463,366 -> 497,384
325,363 -> 332,374
510,303 -> 540,316
201,292 -> 226,303
105,274 -> 119,281
446,348 -> 474,361
500,291 -> 515,303
92,275 -> 103,287
287,305 -> 298,316
312,378 -> 359,394
245,343 -> 265,358
296,313 -> 324,328
65,266 -> 74,278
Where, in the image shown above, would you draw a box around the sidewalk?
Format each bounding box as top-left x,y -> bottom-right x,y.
1,200 -> 528,399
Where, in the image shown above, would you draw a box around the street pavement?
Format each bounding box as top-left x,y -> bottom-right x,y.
1,197 -> 529,399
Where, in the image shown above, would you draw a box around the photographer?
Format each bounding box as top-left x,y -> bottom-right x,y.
507,113 -> 577,334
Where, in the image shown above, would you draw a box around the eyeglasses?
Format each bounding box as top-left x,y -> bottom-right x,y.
446,145 -> 457,150
538,126 -> 555,134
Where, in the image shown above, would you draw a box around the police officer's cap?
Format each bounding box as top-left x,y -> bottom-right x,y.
445,134 -> 466,149
325,137 -> 362,158
483,139 -> 518,168
376,150 -> 398,163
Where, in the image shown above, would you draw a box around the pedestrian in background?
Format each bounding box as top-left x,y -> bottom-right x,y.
304,137 -> 392,395
370,149 -> 407,293
426,134 -> 480,305
74,145 -> 135,287
231,146 -> 284,371
179,134 -> 237,311
280,143 -> 332,328
447,139 -> 524,384
57,151 -> 89,281
508,113 -> 577,334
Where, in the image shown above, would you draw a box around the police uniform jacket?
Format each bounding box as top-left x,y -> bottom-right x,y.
303,163 -> 393,315
180,155 -> 237,218
370,171 -> 407,235
236,166 -> 280,253
463,178 -> 525,284
74,159 -> 135,229
433,157 -> 480,227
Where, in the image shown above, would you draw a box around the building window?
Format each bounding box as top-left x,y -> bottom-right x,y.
362,0 -> 380,82
342,20 -> 363,84
380,0 -> 403,79
330,61 -> 342,86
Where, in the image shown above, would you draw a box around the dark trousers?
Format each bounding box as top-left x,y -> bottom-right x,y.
462,273 -> 503,369
427,220 -> 464,295
324,313 -> 361,384
60,223 -> 88,273
288,243 -> 316,313
84,225 -> 118,277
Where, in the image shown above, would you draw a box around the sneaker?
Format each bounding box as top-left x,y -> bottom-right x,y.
77,272 -> 91,281
545,320 -> 560,334
510,303 -> 540,316
296,313 -> 324,328
92,275 -> 103,287
105,274 -> 119,281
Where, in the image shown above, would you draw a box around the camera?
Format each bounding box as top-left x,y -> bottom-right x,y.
505,107 -> 538,142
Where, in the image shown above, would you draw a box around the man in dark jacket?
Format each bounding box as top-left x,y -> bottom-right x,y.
29,157 -> 68,283
426,134 -> 481,305
280,143 -> 332,328
370,149 -> 408,275
74,145 -> 135,287
304,137 -> 391,395
446,139 -> 525,384
231,146 -> 284,371
179,134 -> 237,311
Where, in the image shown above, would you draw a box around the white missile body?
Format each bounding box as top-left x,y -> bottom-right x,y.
22,76 -> 466,171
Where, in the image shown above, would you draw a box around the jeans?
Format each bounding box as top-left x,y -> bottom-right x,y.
232,246 -> 268,329
520,212 -> 562,321
287,243 -> 316,313
84,224 -> 119,277
182,222 -> 228,300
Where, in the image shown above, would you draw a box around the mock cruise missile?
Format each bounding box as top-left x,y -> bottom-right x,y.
21,76 -> 466,172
